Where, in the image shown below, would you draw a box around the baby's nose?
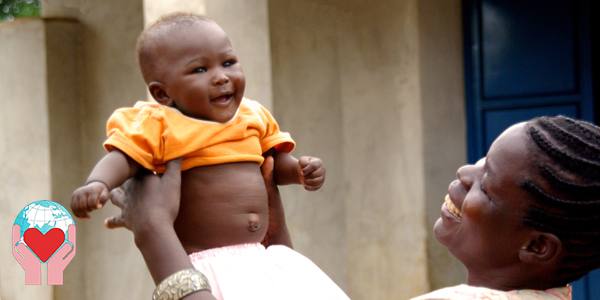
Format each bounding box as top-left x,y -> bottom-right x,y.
212,71 -> 230,85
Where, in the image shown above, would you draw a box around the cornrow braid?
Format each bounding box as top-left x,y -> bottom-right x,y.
523,206 -> 600,233
537,117 -> 600,160
563,117 -> 600,145
539,165 -> 600,196
529,126 -> 600,180
524,115 -> 600,284
522,180 -> 600,207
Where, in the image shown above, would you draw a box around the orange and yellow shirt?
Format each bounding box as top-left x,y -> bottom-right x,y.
104,98 -> 295,173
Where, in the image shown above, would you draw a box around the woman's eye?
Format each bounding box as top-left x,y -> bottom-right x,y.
480,183 -> 488,195
193,67 -> 207,73
480,178 -> 492,201
223,60 -> 236,67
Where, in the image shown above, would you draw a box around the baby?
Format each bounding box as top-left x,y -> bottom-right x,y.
71,13 -> 347,299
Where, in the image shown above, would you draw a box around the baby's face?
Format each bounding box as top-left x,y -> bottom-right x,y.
156,21 -> 245,122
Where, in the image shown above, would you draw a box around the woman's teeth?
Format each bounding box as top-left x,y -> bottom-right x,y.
444,194 -> 462,218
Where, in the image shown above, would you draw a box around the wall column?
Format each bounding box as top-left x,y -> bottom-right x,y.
0,16 -> 84,299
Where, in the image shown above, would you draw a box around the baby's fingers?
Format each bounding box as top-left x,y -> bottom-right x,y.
305,165 -> 325,178
82,192 -> 102,216
303,176 -> 324,190
98,188 -> 110,208
300,157 -> 322,175
71,193 -> 90,219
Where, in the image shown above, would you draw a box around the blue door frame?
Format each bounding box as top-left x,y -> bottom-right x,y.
463,0 -> 597,298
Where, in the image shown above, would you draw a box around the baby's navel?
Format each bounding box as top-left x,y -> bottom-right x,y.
247,213 -> 261,232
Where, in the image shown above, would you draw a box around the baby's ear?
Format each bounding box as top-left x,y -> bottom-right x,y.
148,82 -> 173,106
518,231 -> 562,265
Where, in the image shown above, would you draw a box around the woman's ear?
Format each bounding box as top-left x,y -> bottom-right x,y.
148,82 -> 173,106
518,232 -> 562,265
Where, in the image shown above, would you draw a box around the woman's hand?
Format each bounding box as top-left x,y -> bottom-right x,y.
104,159 -> 215,299
104,159 -> 182,238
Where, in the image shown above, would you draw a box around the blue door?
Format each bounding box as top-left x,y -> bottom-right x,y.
463,0 -> 598,298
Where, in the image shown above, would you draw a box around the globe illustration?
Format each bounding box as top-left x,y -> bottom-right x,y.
13,200 -> 75,245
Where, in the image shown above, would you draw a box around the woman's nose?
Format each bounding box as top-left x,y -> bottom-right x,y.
456,158 -> 485,189
456,164 -> 476,189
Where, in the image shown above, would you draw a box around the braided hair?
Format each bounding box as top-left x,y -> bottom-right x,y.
523,116 -> 600,284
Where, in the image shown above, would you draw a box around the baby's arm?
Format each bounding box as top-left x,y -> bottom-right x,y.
71,150 -> 139,218
272,151 -> 325,191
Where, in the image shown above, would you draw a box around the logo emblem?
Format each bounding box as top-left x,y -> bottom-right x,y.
12,200 -> 76,285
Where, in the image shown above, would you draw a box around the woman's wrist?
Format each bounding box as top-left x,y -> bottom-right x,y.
134,221 -> 174,249
134,224 -> 194,285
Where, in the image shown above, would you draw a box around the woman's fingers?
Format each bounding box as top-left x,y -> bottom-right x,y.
109,188 -> 126,209
162,159 -> 182,186
261,156 -> 275,186
104,216 -> 126,229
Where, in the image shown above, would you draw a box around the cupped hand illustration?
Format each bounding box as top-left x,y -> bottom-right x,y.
12,224 -> 41,285
47,224 -> 76,285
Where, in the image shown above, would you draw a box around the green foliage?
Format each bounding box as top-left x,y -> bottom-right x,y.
0,0 -> 40,21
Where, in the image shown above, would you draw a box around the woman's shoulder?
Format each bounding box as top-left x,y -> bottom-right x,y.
410,284 -> 571,300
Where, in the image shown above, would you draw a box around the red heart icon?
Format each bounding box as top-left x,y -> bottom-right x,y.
23,228 -> 65,262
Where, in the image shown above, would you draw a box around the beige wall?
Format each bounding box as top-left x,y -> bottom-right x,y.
270,0 -> 466,298
44,18 -> 85,300
338,2 -> 429,297
0,19 -> 53,300
2,0 -> 466,298
43,0 -> 152,299
269,0 -> 466,298
418,0 -> 468,289
269,0 -> 348,291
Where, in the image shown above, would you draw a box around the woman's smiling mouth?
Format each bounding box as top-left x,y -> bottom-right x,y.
443,194 -> 462,219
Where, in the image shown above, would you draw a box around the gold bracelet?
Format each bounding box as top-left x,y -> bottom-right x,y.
152,268 -> 211,300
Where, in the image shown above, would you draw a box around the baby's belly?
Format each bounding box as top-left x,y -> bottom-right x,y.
174,162 -> 269,254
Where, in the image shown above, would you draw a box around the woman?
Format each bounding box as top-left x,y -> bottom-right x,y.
108,116 -> 600,299
414,116 -> 600,299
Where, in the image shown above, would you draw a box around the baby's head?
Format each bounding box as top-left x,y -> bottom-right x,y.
435,115 -> 600,289
136,13 -> 245,122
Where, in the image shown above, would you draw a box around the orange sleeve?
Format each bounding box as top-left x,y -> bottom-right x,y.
256,103 -> 295,153
103,106 -> 164,171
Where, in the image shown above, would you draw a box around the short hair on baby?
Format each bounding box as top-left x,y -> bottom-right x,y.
523,115 -> 600,284
136,12 -> 214,83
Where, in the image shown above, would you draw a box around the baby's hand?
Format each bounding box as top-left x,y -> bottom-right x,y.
71,181 -> 110,218
298,156 -> 325,191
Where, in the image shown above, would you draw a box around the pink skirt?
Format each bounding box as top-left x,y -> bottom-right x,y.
189,243 -> 349,300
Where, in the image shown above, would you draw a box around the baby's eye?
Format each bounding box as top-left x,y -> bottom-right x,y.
223,59 -> 237,67
193,67 -> 207,73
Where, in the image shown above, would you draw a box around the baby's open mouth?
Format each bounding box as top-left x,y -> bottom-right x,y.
444,194 -> 462,219
211,94 -> 234,104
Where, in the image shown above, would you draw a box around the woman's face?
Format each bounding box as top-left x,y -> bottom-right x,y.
434,122 -> 538,275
